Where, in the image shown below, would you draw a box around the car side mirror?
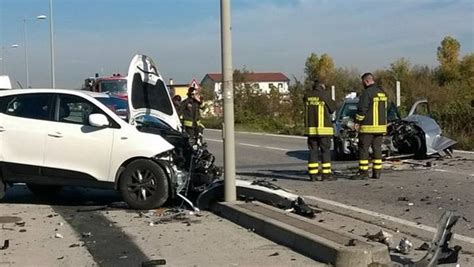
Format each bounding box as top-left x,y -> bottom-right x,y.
89,113 -> 109,127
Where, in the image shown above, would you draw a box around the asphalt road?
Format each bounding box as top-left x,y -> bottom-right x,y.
204,129 -> 474,239
1,185 -> 317,266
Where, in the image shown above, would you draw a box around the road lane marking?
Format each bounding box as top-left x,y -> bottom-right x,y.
239,143 -> 262,148
433,168 -> 474,177
207,130 -> 474,155
206,129 -> 306,139
265,146 -> 291,152
303,195 -> 474,245
206,138 -> 298,152
454,150 -> 474,155
206,138 -> 223,143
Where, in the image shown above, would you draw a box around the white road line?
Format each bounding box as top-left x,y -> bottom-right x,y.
206,129 -> 306,139
207,129 -> 474,155
433,168 -> 474,177
206,138 -> 223,143
454,150 -> 474,155
239,143 -> 262,148
206,138 -> 297,152
264,146 -> 291,152
303,195 -> 474,245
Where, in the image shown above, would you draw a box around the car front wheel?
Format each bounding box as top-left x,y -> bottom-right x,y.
119,159 -> 169,210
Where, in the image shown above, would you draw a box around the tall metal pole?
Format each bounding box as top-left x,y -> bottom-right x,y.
23,18 -> 30,88
0,47 -> 4,74
49,0 -> 56,88
396,81 -> 401,107
220,0 -> 236,202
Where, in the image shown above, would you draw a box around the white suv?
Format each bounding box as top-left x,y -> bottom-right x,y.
0,55 -> 218,209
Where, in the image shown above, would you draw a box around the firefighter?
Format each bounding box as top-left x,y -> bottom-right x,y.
180,86 -> 204,144
172,95 -> 182,112
354,73 -> 388,179
304,80 -> 337,181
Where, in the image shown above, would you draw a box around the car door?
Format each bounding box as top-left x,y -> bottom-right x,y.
42,93 -> 115,182
0,93 -> 54,177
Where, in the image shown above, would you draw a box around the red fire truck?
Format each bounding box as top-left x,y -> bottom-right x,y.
84,73 -> 127,99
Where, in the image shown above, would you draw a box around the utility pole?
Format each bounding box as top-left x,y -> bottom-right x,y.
23,18 -> 30,88
396,81 -> 401,107
49,0 -> 56,88
331,85 -> 336,101
220,0 -> 236,202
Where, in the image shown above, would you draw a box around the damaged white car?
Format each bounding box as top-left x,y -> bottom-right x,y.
0,55 -> 220,210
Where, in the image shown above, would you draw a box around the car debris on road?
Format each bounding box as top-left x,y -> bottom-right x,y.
364,230 -> 393,246
395,237 -> 413,254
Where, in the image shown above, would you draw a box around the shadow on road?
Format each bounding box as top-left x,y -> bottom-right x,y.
286,150 -> 356,162
238,171 -> 310,182
1,184 -> 122,207
286,150 -> 308,161
238,169 -> 358,182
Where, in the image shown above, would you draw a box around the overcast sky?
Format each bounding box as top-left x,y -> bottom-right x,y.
1,0 -> 473,88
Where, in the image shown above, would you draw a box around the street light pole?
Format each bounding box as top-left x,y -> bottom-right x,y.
23,18 -> 30,88
220,0 -> 236,202
49,0 -> 55,88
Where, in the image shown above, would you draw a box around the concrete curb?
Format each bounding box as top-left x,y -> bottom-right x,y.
212,201 -> 391,267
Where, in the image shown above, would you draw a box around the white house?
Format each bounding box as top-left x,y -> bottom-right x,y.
201,72 -> 290,99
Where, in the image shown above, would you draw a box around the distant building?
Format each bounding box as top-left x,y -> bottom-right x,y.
167,78 -> 203,99
167,79 -> 191,98
201,72 -> 290,99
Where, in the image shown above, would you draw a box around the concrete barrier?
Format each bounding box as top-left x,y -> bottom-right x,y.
212,201 -> 391,267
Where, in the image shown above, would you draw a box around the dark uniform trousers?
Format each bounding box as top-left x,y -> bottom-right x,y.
307,136 -> 332,175
358,134 -> 383,172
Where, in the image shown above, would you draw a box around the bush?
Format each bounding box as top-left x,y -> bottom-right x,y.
201,116 -> 223,130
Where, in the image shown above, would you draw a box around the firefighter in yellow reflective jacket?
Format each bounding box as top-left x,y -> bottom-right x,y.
354,73 -> 388,179
304,80 -> 337,181
180,87 -> 204,144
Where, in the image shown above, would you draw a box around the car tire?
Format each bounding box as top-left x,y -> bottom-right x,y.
119,159 -> 169,210
27,184 -> 62,196
0,177 -> 6,200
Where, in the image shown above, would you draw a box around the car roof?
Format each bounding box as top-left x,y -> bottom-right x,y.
0,88 -> 111,98
343,98 -> 359,104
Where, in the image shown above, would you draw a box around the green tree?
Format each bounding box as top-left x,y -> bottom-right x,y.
390,57 -> 411,81
459,53 -> 474,86
318,53 -> 336,84
304,53 -> 320,87
437,36 -> 461,84
304,52 -> 336,89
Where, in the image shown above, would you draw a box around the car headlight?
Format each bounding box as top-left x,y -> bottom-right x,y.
153,150 -> 173,161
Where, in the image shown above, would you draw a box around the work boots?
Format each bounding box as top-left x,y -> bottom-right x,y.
372,170 -> 381,179
353,170 -> 369,180
322,173 -> 337,181
310,174 -> 322,182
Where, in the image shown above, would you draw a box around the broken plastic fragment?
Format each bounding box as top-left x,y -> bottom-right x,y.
54,233 -> 64,239
364,230 -> 393,246
415,242 -> 430,251
81,232 -> 92,238
0,240 -> 9,250
142,259 -> 167,266
396,238 -> 413,254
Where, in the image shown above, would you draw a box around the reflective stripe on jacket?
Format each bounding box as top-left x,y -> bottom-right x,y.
304,90 -> 336,136
355,84 -> 388,134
